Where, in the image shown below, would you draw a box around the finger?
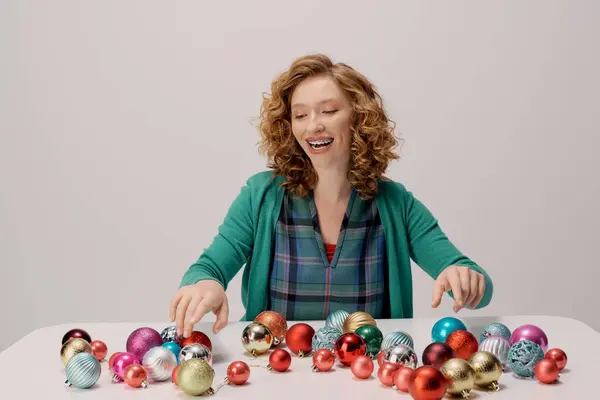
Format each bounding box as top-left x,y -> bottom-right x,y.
470,275 -> 486,309
169,291 -> 183,322
458,268 -> 471,309
431,274 -> 447,308
465,271 -> 479,307
446,268 -> 464,309
190,297 -> 213,329
183,296 -> 203,338
214,297 -> 229,333
175,295 -> 192,337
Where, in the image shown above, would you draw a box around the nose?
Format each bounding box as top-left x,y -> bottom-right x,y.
306,115 -> 324,135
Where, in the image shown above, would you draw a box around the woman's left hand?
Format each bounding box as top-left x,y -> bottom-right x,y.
431,266 -> 485,312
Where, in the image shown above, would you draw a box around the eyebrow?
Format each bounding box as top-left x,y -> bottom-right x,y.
291,98 -> 338,109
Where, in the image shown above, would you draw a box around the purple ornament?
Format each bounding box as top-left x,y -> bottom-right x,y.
110,352 -> 139,382
509,324 -> 548,352
126,327 -> 163,362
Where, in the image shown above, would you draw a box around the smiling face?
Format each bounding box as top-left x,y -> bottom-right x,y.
290,74 -> 354,170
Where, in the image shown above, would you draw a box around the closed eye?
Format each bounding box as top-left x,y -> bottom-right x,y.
323,110 -> 338,114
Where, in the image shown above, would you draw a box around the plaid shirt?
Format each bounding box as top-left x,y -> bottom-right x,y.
268,188 -> 387,320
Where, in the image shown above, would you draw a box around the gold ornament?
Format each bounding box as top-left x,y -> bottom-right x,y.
60,338 -> 92,365
440,358 -> 476,398
241,322 -> 273,357
177,359 -> 215,396
468,351 -> 502,391
342,311 -> 376,333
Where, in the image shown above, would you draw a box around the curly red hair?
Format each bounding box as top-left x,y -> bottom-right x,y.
258,54 -> 400,200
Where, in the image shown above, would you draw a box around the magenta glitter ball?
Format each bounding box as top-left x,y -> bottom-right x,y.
110,352 -> 140,382
126,327 -> 163,362
510,324 -> 549,352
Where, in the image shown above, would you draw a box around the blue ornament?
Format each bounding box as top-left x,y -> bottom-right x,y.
381,331 -> 414,350
507,339 -> 544,377
64,352 -> 101,389
312,326 -> 342,352
431,317 -> 467,343
325,310 -> 349,333
162,341 -> 182,363
480,322 -> 511,342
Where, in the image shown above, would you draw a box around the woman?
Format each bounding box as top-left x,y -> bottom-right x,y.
170,54 -> 493,338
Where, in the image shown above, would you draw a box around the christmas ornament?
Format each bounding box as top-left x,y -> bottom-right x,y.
90,340 -> 107,361
179,343 -> 212,365
64,352 -> 101,389
108,352 -> 121,369
343,311 -> 376,333
162,341 -> 182,363
534,358 -> 560,384
123,364 -> 149,388
160,325 -> 179,344
545,348 -> 568,370
267,349 -> 292,372
392,366 -> 414,392
507,339 -> 544,378
351,355 -> 374,379
61,337 -> 92,365
480,322 -> 511,342
510,324 -> 548,352
62,328 -> 92,345
446,330 -> 478,360
355,324 -> 383,357
285,323 -> 315,357
143,346 -> 178,382
377,350 -> 385,367
225,361 -> 250,385
440,358 -> 476,398
254,311 -> 288,346
325,309 -> 350,332
381,331 -> 414,350
177,359 -> 215,396
312,326 -> 342,352
126,327 -> 163,362
311,348 -> 335,372
432,317 -> 466,343
242,322 -> 273,357
479,336 -> 510,370
110,352 -> 140,383
172,364 -> 180,385
422,342 -> 455,368
383,343 -> 418,369
408,366 -> 448,400
378,362 -> 399,386
468,351 -> 502,391
334,332 -> 367,366
181,330 -> 212,351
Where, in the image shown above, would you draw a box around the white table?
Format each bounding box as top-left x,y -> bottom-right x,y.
0,315 -> 597,399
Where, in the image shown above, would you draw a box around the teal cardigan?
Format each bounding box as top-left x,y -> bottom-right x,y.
180,170 -> 493,320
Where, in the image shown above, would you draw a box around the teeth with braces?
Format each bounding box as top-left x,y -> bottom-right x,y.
308,138 -> 333,148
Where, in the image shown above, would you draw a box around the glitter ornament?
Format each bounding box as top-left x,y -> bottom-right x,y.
124,364 -> 149,388
439,358 -> 476,398
355,324 -> 383,357
311,348 -> 335,372
181,330 -> 212,351
62,328 -> 92,345
479,336 -> 511,370
285,323 -> 315,357
343,311 -> 377,333
545,348 -> 568,370
242,322 -> 273,357
468,351 -> 502,391
64,352 -> 101,389
534,358 -> 560,384
267,349 -> 292,372
90,340 -> 107,361
378,362 -> 399,386
254,311 -> 288,346
350,355 -> 374,379
408,366 -> 448,400
61,337 -> 93,365
381,331 -> 414,350
110,352 -> 140,383
392,366 -> 414,392
226,361 -> 250,385
177,359 -> 215,396
334,332 -> 367,366
507,339 -> 545,378
422,342 -> 455,368
160,325 -> 179,343
383,343 -> 418,369
179,343 -> 212,365
510,324 -> 548,352
312,326 -> 342,352
162,341 -> 182,363
432,317 -> 467,343
480,322 -> 511,342
143,346 -> 178,382
325,310 -> 350,332
126,327 -> 163,362
445,330 -> 478,360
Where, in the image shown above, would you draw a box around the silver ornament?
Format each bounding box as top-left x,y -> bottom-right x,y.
161,324 -> 178,343
142,346 -> 177,382
479,336 -> 511,370
381,331 -> 414,350
480,322 -> 511,342
384,343 -> 418,369
64,352 -> 101,389
325,310 -> 349,333
179,343 -> 213,365
312,326 -> 342,352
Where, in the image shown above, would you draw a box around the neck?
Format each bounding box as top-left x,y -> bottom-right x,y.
312,164 -> 352,203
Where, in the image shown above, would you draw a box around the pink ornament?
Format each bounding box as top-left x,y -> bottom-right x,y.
110,352 -> 140,382
510,324 -> 548,352
126,327 -> 163,362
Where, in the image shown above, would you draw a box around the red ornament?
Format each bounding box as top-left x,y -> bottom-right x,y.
285,323 -> 315,357
108,352 -> 122,369
377,350 -> 385,367
254,311 -> 288,345
90,340 -> 108,361
408,366 -> 448,400
334,333 -> 367,366
350,355 -> 374,379
311,349 -> 335,372
535,359 -> 560,384
268,349 -> 292,372
180,331 -> 212,351
545,348 -> 568,370
393,366 -> 414,392
227,361 -> 251,385
172,364 -> 180,385
422,342 -> 455,368
62,328 -> 91,345
124,364 -> 149,388
445,330 -> 478,360
378,362 -> 399,386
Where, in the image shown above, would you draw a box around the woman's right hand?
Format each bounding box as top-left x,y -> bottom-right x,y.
169,280 -> 229,338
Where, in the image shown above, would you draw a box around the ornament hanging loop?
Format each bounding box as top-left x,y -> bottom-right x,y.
489,381 -> 500,392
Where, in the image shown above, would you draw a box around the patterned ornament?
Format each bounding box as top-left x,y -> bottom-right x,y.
383,343 -> 418,369
181,331 -> 212,351
408,366 -> 448,400
510,324 -> 549,352
179,343 -> 212,365
241,322 -> 273,357
432,317 -> 467,343
254,311 -> 288,346
468,351 -> 502,391
479,336 -> 511,369
507,339 -> 545,378
110,352 -> 140,383
177,359 -> 215,396
60,337 -> 92,365
312,326 -> 342,352
325,310 -> 350,332
62,328 -> 92,345
162,342 -> 182,363
355,324 -> 383,357
143,346 -> 178,382
480,322 -> 511,342
343,311 -> 377,333
64,352 -> 101,389
126,327 -> 163,362
285,323 -> 315,357
422,342 -> 455,368
446,330 -> 478,360
381,331 -> 414,351
334,333 -> 367,366
439,358 -> 476,398
124,364 -> 149,388
160,325 -> 179,343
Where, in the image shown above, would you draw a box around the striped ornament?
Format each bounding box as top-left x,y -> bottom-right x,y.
65,352 -> 101,389
381,331 -> 414,350
479,336 -> 511,368
325,310 -> 349,333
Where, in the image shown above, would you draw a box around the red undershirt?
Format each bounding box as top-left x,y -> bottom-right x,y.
325,243 -> 336,262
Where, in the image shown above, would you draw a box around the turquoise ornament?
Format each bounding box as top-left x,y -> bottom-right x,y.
381,331 -> 414,350
507,339 -> 544,377
355,325 -> 383,356
325,310 -> 349,332
432,317 -> 467,342
312,326 -> 342,352
480,322 -> 511,342
64,352 -> 101,389
162,341 -> 182,363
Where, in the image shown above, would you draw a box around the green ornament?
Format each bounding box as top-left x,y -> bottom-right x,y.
355,324 -> 383,357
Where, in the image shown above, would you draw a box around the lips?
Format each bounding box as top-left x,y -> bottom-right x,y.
306,136 -> 334,150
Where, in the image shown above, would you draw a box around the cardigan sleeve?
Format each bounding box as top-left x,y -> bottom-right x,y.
403,188 -> 493,309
